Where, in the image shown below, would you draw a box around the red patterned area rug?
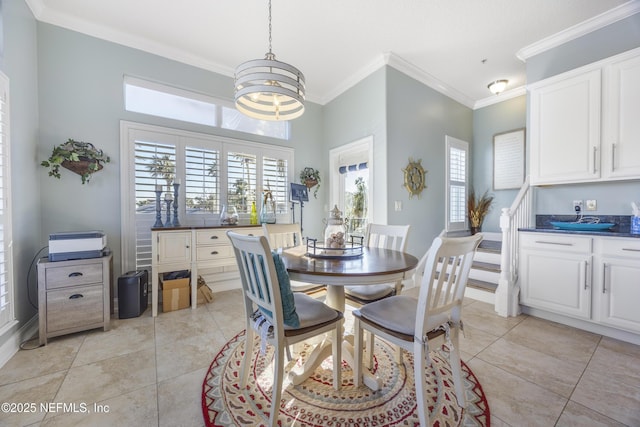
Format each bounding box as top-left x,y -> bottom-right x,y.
202,330 -> 489,426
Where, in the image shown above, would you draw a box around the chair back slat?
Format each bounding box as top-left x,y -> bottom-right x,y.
415,234 -> 482,334
365,223 -> 410,251
228,231 -> 282,325
263,223 -> 303,249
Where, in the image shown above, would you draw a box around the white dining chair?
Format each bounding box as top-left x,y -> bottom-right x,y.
344,223 -> 411,305
352,233 -> 482,421
227,231 -> 343,427
262,223 -> 325,295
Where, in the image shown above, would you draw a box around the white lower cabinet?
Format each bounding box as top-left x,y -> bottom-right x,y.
593,238 -> 640,332
519,233 -> 592,320
520,232 -> 640,335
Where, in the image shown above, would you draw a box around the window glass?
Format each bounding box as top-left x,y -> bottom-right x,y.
185,147 -> 219,215
222,107 -> 289,140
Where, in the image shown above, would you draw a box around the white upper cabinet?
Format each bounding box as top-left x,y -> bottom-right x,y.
602,53 -> 640,179
529,48 -> 640,185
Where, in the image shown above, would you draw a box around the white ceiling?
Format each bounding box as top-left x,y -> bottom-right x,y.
27,0 -> 637,108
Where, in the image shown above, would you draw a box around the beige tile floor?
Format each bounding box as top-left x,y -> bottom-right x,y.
1,290 -> 639,426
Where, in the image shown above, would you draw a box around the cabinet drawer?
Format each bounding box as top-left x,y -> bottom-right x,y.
196,246 -> 233,261
46,284 -> 104,332
45,262 -> 103,290
598,238 -> 640,258
196,229 -> 229,245
520,233 -> 591,253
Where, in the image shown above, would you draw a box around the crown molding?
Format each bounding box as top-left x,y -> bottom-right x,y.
517,0 -> 640,62
473,86 -> 527,109
25,0 -> 235,79
384,53 -> 476,109
318,55 -> 387,105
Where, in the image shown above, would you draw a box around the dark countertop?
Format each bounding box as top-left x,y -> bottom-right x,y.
519,214 -> 639,238
151,224 -> 262,231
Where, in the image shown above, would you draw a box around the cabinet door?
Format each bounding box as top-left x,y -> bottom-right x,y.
602,53 -> 640,179
529,69 -> 601,185
157,231 -> 191,263
520,249 -> 591,319
596,257 -> 640,332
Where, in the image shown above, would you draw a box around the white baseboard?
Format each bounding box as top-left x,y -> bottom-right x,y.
0,315 -> 39,369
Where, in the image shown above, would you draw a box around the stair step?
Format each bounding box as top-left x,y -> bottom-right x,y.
467,278 -> 498,293
472,260 -> 500,274
478,240 -> 501,253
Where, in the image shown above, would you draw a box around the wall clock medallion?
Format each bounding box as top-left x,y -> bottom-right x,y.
402,158 -> 427,198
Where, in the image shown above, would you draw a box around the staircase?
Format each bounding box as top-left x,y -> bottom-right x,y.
465,231 -> 502,305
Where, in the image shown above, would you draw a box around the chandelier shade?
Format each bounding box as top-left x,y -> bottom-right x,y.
234,0 -> 306,121
234,54 -> 306,121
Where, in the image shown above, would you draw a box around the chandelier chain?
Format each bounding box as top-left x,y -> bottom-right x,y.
268,0 -> 272,54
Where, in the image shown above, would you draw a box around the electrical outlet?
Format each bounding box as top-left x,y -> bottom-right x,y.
586,199 -> 597,211
394,200 -> 402,212
573,200 -> 583,212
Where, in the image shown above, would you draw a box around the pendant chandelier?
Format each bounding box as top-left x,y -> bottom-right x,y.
234,0 -> 306,121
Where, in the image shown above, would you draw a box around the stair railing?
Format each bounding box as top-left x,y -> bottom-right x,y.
495,176 -> 532,317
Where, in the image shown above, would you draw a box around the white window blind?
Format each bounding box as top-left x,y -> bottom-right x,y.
0,72 -> 13,330
134,141 -> 177,271
121,122 -> 294,274
446,136 -> 469,232
185,146 -> 220,215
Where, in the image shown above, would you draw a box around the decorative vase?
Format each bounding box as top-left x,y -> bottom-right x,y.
259,202 -> 276,224
470,226 -> 481,235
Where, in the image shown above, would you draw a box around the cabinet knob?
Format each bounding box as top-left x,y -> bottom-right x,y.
68,272 -> 83,277
69,294 -> 84,299
211,251 -> 218,255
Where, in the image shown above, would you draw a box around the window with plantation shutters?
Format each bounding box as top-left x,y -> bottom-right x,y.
120,122 -> 294,274
446,136 -> 469,232
134,140 -> 177,271
185,146 -> 220,216
0,72 -> 14,331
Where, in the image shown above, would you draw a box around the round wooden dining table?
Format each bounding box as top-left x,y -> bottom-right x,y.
279,245 -> 419,389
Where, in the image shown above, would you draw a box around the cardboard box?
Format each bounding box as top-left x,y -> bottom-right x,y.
161,276 -> 190,312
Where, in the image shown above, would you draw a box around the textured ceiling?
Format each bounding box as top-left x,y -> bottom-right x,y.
28,0 -> 635,108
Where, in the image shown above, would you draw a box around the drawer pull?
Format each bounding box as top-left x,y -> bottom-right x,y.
211,251 -> 219,255
68,272 -> 84,277
622,248 -> 640,252
210,235 -> 219,239
534,241 -> 573,246
69,293 -> 84,299
602,263 -> 607,294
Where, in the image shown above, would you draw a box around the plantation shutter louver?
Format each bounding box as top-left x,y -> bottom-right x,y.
0,72 -> 13,329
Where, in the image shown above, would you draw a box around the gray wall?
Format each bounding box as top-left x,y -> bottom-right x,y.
386,68 -> 473,256
0,0 -> 43,348
472,96 -> 527,231
526,13 -> 640,216
36,22 -> 324,276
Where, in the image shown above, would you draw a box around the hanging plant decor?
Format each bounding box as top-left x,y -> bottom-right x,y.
299,167 -> 321,198
41,139 -> 111,184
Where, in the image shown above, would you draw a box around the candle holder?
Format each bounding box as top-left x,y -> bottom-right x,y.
153,188 -> 164,228
165,198 -> 172,227
172,182 -> 181,227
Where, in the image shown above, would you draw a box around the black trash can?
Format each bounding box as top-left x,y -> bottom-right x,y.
118,270 -> 149,319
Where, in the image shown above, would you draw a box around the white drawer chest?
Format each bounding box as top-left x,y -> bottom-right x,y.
37,254 -> 112,345
151,225 -> 262,317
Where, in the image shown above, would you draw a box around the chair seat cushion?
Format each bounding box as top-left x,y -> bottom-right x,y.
358,295 -> 417,336
344,284 -> 394,300
286,293 -> 341,330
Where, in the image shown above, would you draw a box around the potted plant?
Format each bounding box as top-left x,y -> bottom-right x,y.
300,167 -> 321,198
467,188 -> 494,234
41,139 -> 110,184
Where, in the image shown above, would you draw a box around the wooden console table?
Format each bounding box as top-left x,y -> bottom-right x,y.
150,225 -> 262,317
